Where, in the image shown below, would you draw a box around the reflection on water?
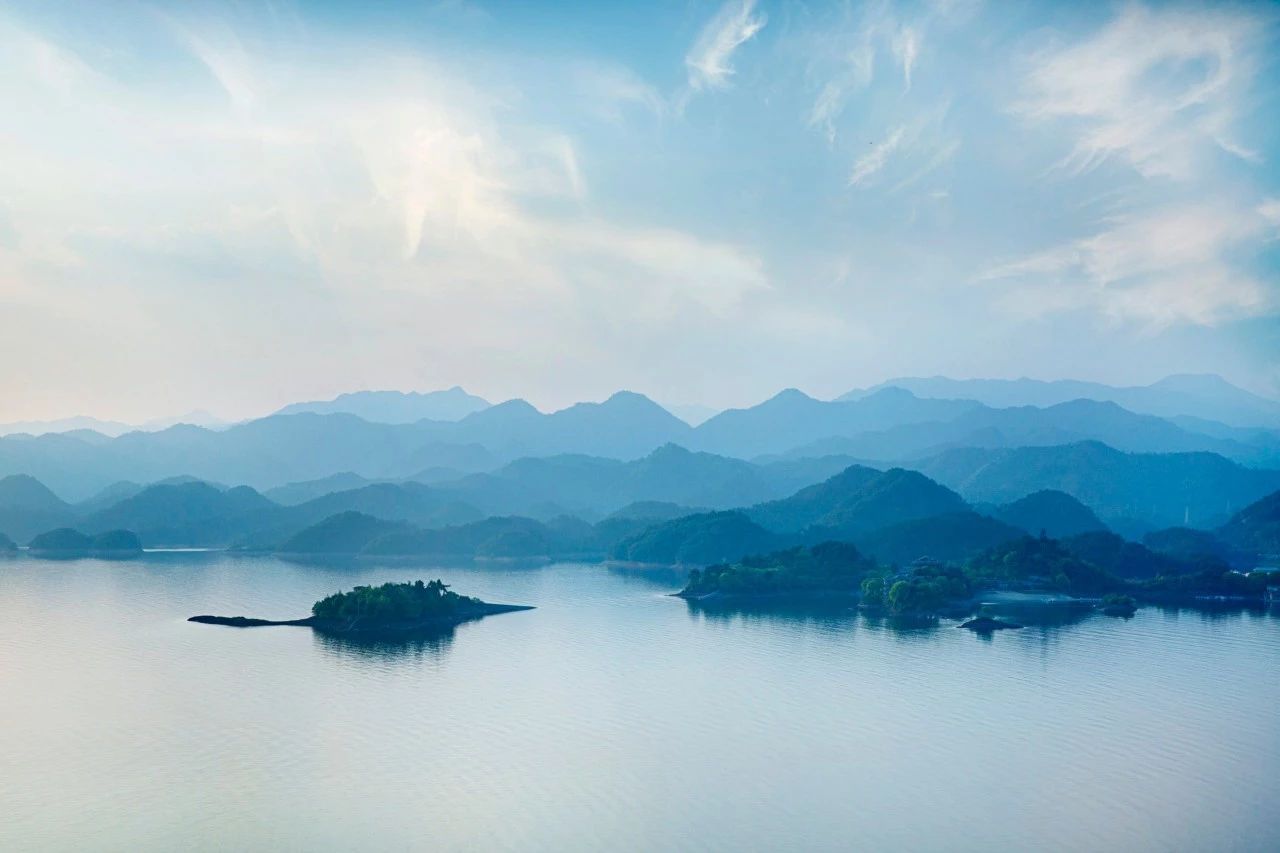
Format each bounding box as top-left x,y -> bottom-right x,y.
978,601 -> 1096,631
312,626 -> 456,662
682,596 -> 861,631
1,553 -> 1278,852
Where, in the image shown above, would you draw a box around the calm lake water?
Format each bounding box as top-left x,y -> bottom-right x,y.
1,553 -> 1278,852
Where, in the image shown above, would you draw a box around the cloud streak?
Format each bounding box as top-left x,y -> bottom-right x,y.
980,201 -> 1278,326
1017,4 -> 1266,180
685,0 -> 767,92
849,126 -> 906,186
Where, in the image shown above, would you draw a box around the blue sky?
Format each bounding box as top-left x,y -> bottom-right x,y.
1,0 -> 1278,422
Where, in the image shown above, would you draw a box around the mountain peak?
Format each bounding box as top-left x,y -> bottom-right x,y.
0,473 -> 69,510
602,390 -> 659,407
765,388 -> 817,405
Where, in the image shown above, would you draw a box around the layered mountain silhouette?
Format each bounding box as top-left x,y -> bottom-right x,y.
913,442 -> 1280,534
274,386 -> 490,423
842,374 -> 1280,429
3,384 -> 1278,502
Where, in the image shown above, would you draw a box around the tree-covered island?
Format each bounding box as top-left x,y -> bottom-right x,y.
190,579 -> 533,634
677,534 -> 1280,619
28,528 -> 143,557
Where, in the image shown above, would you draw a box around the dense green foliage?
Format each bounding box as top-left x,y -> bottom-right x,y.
966,535 -> 1122,594
1137,567 -> 1279,599
681,542 -> 875,597
859,558 -> 970,613
1061,531 -> 1194,580
311,579 -> 479,624
612,511 -> 782,566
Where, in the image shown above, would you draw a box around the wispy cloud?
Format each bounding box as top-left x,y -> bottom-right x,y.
849,126 -> 906,186
685,0 -> 767,92
574,63 -> 666,121
806,38 -> 874,145
802,3 -> 939,144
892,25 -> 919,91
1016,4 -> 1267,180
980,202 -> 1278,326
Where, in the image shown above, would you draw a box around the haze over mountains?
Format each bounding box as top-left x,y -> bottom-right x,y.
3,375 -> 1279,502
273,387 -> 491,423
1,375 -> 1279,566
842,375 -> 1280,429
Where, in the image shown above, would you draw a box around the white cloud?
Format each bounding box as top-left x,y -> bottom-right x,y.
1259,198 -> 1280,229
574,63 -> 666,121
892,26 -> 919,90
1017,4 -> 1266,180
980,202 -> 1276,326
807,49 -> 873,145
849,126 -> 906,185
0,13 -> 782,419
685,0 -> 767,92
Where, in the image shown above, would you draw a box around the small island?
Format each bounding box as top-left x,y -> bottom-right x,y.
28,528 -> 143,558
190,579 -> 533,635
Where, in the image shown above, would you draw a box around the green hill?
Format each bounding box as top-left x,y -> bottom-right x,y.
0,473 -> 76,542
914,442 -> 1280,533
83,481 -> 277,547
28,527 -> 142,555
611,511 -> 782,566
278,511 -> 410,555
966,536 -> 1122,595
679,542 -> 876,598
750,465 -> 967,537
1217,490 -> 1280,558
359,515 -> 596,559
989,490 -> 1108,539
1061,531 -> 1197,579
1143,527 -> 1250,569
851,512 -> 1024,567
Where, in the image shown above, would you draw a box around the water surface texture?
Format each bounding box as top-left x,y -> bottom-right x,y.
2,554 -> 1277,852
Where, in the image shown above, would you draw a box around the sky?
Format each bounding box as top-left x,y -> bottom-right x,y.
1,0 -> 1278,423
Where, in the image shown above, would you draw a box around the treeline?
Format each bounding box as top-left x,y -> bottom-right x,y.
679,534 -> 1280,615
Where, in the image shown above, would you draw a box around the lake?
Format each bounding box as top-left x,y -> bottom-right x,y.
1,552 -> 1277,852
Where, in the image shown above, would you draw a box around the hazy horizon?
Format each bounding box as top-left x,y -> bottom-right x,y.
2,0 -> 1279,423
4,370 -> 1280,430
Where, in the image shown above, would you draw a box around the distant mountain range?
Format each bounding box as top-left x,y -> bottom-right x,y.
0,446 -> 855,546
273,386 -> 490,423
4,383 -> 1278,502
0,410 -> 229,438
842,374 -> 1280,429
5,448 -> 1277,575
912,441 -> 1280,535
